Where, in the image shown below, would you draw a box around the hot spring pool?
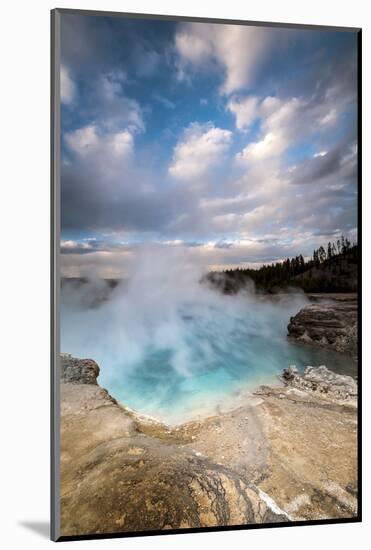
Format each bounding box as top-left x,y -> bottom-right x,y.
61,279 -> 357,424
102,335 -> 356,423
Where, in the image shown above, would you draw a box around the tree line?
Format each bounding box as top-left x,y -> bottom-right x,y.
207,236 -> 358,293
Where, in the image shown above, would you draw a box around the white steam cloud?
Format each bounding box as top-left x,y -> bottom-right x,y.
61,246 -> 312,422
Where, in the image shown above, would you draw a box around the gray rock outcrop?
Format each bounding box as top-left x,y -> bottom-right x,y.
280,365 -> 357,403
60,353 -> 100,385
287,301 -> 357,356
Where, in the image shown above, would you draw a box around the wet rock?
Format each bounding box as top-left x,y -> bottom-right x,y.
287,301 -> 357,356
280,365 -> 357,403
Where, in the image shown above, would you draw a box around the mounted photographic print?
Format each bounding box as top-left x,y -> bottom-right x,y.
51,8 -> 361,541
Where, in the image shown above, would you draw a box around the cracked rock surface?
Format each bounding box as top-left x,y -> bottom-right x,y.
287,300 -> 357,356
59,355 -> 287,536
59,354 -> 357,536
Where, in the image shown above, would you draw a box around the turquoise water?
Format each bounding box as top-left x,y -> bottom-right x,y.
61,282 -> 356,424
101,303 -> 356,422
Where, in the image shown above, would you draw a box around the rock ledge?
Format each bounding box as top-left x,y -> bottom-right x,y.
281,365 -> 357,403
60,353 -> 100,385
287,301 -> 357,356
60,355 -> 288,536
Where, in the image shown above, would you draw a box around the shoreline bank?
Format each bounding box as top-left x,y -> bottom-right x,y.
59,353 -> 358,536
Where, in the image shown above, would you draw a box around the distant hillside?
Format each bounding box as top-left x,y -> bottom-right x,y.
289,249 -> 357,292
207,238 -> 358,294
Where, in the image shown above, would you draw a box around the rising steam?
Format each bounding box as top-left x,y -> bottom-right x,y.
61,245 -> 314,422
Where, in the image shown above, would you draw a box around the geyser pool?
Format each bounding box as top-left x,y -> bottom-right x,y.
61,273 -> 356,424
98,303 -> 354,423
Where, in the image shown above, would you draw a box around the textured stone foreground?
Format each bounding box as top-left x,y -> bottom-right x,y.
287,299 -> 357,356
60,354 -> 358,536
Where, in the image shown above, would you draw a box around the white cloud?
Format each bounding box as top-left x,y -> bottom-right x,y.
320,108 -> 337,126
199,194 -> 249,212
231,80 -> 352,168
94,72 -> 145,133
215,26 -> 272,95
234,96 -> 313,163
61,240 -> 93,250
175,23 -> 274,95
260,96 -> 303,138
60,65 -> 76,105
61,240 -> 79,249
175,30 -> 212,64
169,123 -> 232,181
65,125 -> 134,160
227,96 -> 259,130
236,132 -> 286,162
65,126 -> 99,155
63,125 -> 136,197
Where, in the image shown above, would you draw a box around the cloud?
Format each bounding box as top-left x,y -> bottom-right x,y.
234,88 -> 351,166
175,23 -> 276,94
61,129 -> 197,234
169,122 -> 232,181
285,142 -> 357,185
175,29 -> 212,64
59,14 -> 358,275
65,125 -> 134,161
234,96 -> 301,164
237,132 -> 287,162
60,65 -> 76,105
62,122 -> 168,234
227,96 -> 259,130
61,65 -> 144,136
61,239 -> 97,255
93,72 -> 145,133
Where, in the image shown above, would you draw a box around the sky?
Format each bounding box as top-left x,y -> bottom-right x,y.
60,13 -> 358,278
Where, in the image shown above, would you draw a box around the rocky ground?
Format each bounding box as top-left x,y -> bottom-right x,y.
59,353 -> 358,537
287,296 -> 358,356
